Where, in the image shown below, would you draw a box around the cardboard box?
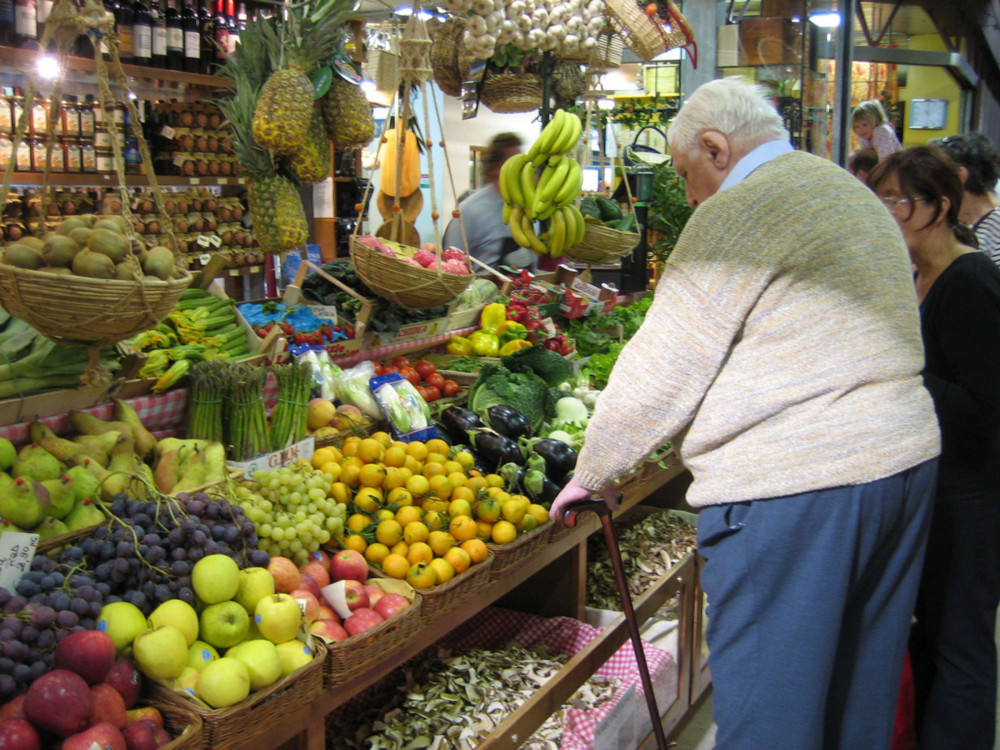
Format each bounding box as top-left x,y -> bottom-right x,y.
717,23 -> 740,67
739,17 -> 802,66
365,316 -> 451,349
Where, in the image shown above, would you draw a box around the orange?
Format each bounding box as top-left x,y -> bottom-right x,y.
353,487 -> 382,512
427,475 -> 453,500
501,499 -> 526,524
344,533 -> 368,553
381,553 -> 410,579
347,513 -> 371,532
428,557 -> 455,584
446,471 -> 467,488
365,542 -> 391,565
375,519 -> 403,546
340,437 -> 361,457
358,463 -> 386,488
421,462 -> 446,479
390,440 -> 409,452
394,505 -> 423,526
403,521 -> 429,544
425,438 -> 450,457
406,541 -> 434,565
357,438 -> 384,464
403,455 -> 423,475
454,450 -> 475,470
421,498 -> 449,514
449,515 -> 478,542
382,467 -> 406,491
447,498 -> 472,518
475,498 -> 500,523
465,476 -> 488,492
329,482 -> 351,504
311,446 -> 340,469
405,562 -> 437,589
319,462 -> 342,482
491,520 -> 518,544
340,464 -> 361,488
485,474 -> 504,488
387,487 -> 415,507
423,510 -> 447,532
375,508 -> 395,522
371,431 -> 394,449
405,441 -> 428,461
443,545 -> 471,574
527,504 -> 549,525
405,474 -> 430,498
461,538 -> 489,564
424,452 -> 448,466
451,486 -> 475,504
390,541 -> 409,557
517,514 -> 538,533
382,446 -> 407,468
475,520 -> 493,540
428,530 -> 456,557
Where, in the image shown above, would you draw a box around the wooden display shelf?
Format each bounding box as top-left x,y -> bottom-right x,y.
237,457 -> 696,750
0,172 -> 246,188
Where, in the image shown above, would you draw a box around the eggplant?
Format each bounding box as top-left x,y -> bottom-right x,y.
527,438 -> 578,484
524,469 -> 562,505
439,406 -> 483,445
470,428 -> 525,472
484,405 -> 532,441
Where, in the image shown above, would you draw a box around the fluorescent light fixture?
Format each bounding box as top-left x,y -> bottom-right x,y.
809,11 -> 841,27
36,54 -> 61,79
360,79 -> 376,93
601,70 -> 640,92
392,5 -> 433,19
596,97 -> 615,110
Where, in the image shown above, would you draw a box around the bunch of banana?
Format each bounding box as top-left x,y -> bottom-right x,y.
499,109 -> 588,257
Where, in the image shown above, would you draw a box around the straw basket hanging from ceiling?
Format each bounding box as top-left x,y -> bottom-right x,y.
605,0 -> 698,66
430,17 -> 469,97
0,0 -> 191,385
350,4 -> 473,310
480,72 -> 543,114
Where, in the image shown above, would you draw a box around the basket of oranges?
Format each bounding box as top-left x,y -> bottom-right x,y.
487,521 -> 554,581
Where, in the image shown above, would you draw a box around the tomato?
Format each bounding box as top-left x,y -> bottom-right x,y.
392,356 -> 412,368
415,385 -> 432,401
414,359 -> 437,380
381,365 -> 399,375
399,366 -> 421,386
423,385 -> 441,402
373,364 -> 384,376
441,379 -> 461,397
425,372 -> 446,389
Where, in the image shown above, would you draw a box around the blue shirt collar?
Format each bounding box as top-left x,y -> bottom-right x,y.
718,140 -> 794,193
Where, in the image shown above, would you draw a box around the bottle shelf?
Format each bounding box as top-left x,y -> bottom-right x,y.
0,171 -> 245,187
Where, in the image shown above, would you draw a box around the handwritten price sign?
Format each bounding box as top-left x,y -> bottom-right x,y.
0,531 -> 39,592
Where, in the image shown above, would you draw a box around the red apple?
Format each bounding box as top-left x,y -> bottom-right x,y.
23,669 -> 93,737
308,619 -> 350,643
103,659 -> 141,709
289,589 -> 321,623
62,721 -> 126,750
90,683 -> 127,729
343,580 -> 369,612
320,580 -> 369,619
0,696 -> 25,723
296,573 -> 322,600
307,549 -> 331,573
267,556 -> 301,594
343,608 -> 384,636
122,719 -> 170,750
299,562 -> 330,589
124,708 -> 162,728
0,719 -> 40,750
363,584 -> 385,609
330,550 -> 368,583
316,605 -> 338,623
373,593 -> 411,621
53,630 -> 117,684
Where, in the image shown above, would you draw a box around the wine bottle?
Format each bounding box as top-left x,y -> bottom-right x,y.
150,0 -> 166,68
198,0 -> 213,74
165,0 -> 183,70
225,0 -> 237,54
132,0 -> 152,66
13,0 -> 38,48
35,0 -> 51,42
0,0 -> 13,45
182,0 -> 200,73
212,0 -> 228,68
116,0 -> 134,62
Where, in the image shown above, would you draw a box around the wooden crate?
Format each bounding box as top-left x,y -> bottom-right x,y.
738,17 -> 802,66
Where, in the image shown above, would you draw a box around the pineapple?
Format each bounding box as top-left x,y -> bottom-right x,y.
249,176 -> 308,253
321,77 -> 376,153
289,107 -> 332,185
251,0 -> 358,155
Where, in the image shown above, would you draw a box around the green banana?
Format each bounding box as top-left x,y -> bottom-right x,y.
507,154 -> 527,206
498,155 -> 514,203
569,205 -> 587,245
508,206 -> 530,248
548,209 -> 567,257
552,112 -> 582,155
553,160 -> 584,207
532,109 -> 566,164
519,161 -> 537,219
521,214 -> 548,255
536,156 -> 570,207
502,202 -> 512,224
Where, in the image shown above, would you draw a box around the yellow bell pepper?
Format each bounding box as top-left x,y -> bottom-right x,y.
469,331 -> 500,357
479,303 -> 507,334
498,338 -> 533,356
447,336 -> 474,356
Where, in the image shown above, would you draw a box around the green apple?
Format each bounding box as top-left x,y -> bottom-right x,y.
254,594 -> 303,644
148,599 -> 200,646
197,657 -> 250,708
243,617 -> 266,641
132,625 -> 189,681
0,438 -> 15,471
64,499 -> 105,531
172,666 -> 200,698
275,639 -> 313,677
199,601 -> 249,649
235,567 -> 276,614
191,554 -> 241,604
97,601 -> 149,657
226,640 -> 282,691
187,640 -> 220,672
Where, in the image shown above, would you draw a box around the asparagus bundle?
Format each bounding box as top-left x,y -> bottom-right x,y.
226,363 -> 269,461
270,361 -> 312,451
187,361 -> 227,443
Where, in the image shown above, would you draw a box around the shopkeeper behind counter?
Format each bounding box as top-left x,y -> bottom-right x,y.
442,133 -> 536,270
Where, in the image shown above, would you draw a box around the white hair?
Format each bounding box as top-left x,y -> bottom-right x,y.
667,77 -> 789,155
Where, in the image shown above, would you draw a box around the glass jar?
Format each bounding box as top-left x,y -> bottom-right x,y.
15,138 -> 32,171
35,139 -> 64,172
61,95 -> 80,138
82,141 -> 98,174
124,136 -> 141,174
93,127 -> 111,150
64,139 -> 82,173
79,97 -> 96,137
0,90 -> 12,136
0,134 -> 12,171
96,148 -> 114,175
30,98 -> 48,137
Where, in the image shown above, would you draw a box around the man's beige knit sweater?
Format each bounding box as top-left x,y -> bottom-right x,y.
574,150 -> 941,507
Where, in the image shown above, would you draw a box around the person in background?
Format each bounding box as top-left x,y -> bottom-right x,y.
442,132 -> 534,270
868,147 -> 1000,750
849,148 -> 879,182
550,77 -> 941,750
931,131 -> 1000,266
853,99 -> 903,160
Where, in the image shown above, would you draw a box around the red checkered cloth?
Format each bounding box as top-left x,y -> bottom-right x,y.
441,606 -> 674,749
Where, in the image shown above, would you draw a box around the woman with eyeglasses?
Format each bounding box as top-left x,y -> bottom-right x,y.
868,146 -> 1000,750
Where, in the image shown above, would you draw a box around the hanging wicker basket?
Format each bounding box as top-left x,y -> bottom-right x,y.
430,17 -> 468,97
605,0 -> 691,62
350,237 -> 471,310
480,73 -> 543,113
564,222 -> 641,266
368,48 -> 400,93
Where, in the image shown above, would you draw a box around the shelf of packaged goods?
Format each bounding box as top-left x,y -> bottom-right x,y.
0,45 -> 228,90
0,172 -> 245,187
233,455 -> 693,750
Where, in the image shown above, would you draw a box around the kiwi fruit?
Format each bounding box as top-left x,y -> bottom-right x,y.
41,234 -> 80,267
3,243 -> 44,269
17,236 -> 44,251
72,248 -> 116,279
56,217 -> 86,236
87,228 -> 128,264
142,246 -> 175,280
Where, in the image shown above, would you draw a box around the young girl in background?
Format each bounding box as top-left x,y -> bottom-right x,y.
853,100 -> 903,160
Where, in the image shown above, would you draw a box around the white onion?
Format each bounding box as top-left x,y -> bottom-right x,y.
467,15 -> 488,34
471,0 -> 494,14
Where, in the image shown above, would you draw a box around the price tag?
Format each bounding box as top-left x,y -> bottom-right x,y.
209,235 -> 222,248
217,177 -> 228,185
0,532 -> 39,592
199,253 -> 212,265
172,153 -> 188,167
196,235 -> 213,248
540,317 -> 558,337
189,178 -> 201,185
160,124 -> 176,139
311,305 -> 338,324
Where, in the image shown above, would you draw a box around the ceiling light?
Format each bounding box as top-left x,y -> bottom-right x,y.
596,97 -> 615,110
36,55 -> 61,80
360,79 -> 376,93
392,5 -> 433,19
809,11 -> 841,28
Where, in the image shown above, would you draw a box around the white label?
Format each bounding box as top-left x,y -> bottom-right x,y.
199,253 -> 212,264
312,177 -> 334,219
184,29 -> 200,57
208,234 -> 222,248
167,27 -> 183,51
569,276 -> 602,301
311,305 -> 338,324
196,235 -> 212,248
134,25 -> 152,57
0,532 -> 39,592
152,26 -> 167,56
160,124 -> 175,139
14,3 -> 35,36
37,0 -> 50,20
228,436 -> 316,475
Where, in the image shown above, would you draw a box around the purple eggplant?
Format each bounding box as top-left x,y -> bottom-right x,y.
484,405 -> 532,441
527,438 -> 578,484
440,406 -> 484,444
470,428 -> 524,472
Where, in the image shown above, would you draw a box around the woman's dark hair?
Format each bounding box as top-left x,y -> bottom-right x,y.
483,132 -> 522,180
867,146 -> 979,247
930,132 -> 1000,196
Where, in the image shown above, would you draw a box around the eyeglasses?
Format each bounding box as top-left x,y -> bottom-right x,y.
880,195 -> 924,211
